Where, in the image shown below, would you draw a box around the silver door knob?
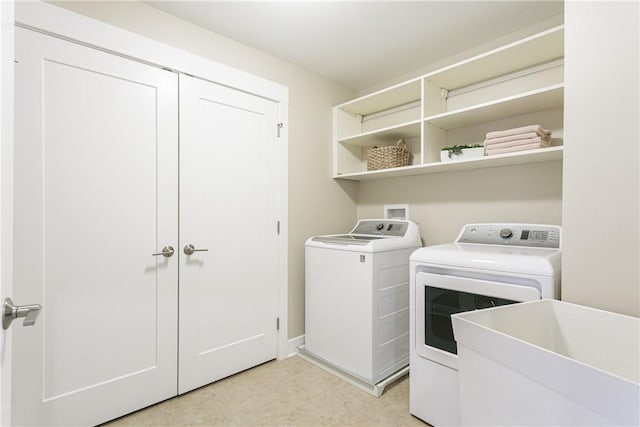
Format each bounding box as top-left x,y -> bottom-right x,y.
183,244 -> 208,255
152,246 -> 174,258
3,297 -> 41,330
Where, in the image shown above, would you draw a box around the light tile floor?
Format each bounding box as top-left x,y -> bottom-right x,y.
105,356 -> 429,426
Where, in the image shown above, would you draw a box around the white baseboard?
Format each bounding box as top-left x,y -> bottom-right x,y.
287,335 -> 305,357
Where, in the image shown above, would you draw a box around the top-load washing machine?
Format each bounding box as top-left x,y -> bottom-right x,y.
409,223 -> 561,426
300,219 -> 421,396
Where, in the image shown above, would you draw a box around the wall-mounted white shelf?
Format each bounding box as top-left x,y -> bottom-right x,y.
334,147 -> 563,181
425,84 -> 564,130
332,25 -> 565,180
338,120 -> 421,147
426,26 -> 564,90
338,79 -> 421,116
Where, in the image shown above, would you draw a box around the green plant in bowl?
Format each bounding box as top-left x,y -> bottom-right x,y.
441,144 -> 483,159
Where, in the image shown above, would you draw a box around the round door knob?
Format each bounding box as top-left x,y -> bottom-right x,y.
152,246 -> 174,258
183,244 -> 209,255
500,228 -> 513,239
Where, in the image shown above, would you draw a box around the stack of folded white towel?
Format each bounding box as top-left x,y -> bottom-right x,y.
484,125 -> 552,156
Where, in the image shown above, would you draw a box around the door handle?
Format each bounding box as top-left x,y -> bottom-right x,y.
152,246 -> 175,258
183,244 -> 208,255
3,297 -> 41,330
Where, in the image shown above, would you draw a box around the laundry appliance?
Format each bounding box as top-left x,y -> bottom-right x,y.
410,223 -> 561,426
299,219 -> 421,396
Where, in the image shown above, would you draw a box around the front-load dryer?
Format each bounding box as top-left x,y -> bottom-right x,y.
409,223 -> 561,426
300,219 -> 421,396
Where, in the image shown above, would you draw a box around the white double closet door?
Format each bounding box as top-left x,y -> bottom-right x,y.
12,27 -> 279,426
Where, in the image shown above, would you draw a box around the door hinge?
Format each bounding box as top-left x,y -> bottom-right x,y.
277,221 -> 280,235
276,317 -> 280,331
277,122 -> 283,138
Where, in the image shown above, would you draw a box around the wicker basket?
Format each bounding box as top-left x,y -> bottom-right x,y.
367,139 -> 411,171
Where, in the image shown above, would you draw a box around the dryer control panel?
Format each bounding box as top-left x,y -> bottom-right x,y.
457,223 -> 561,249
351,220 -> 409,237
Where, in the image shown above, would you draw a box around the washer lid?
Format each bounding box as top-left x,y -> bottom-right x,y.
410,243 -> 561,276
310,235 -> 384,246
305,219 -> 422,252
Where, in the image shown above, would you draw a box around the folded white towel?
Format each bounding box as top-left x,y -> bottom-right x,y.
486,142 -> 551,156
484,132 -> 551,146
484,136 -> 551,151
486,125 -> 551,140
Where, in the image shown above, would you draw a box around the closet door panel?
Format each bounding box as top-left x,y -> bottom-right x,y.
13,27 -> 178,426
179,74 -> 279,394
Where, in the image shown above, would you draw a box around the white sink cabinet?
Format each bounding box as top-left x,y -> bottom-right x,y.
451,299 -> 640,426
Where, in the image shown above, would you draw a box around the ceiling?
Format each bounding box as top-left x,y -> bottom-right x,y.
144,1 -> 564,91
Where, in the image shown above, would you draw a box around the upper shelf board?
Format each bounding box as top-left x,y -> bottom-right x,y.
337,120 -> 421,147
338,80 -> 421,117
425,84 -> 564,130
336,25 -> 563,119
425,25 -> 564,91
334,146 -> 563,180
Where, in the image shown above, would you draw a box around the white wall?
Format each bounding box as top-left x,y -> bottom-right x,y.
358,161 -> 563,247
50,1 -> 358,339
562,1 -> 639,317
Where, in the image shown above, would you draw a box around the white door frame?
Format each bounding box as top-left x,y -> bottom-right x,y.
12,0 -> 289,358
0,1 -> 15,426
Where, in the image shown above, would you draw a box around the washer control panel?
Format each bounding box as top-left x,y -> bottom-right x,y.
351,220 -> 409,237
457,223 -> 560,248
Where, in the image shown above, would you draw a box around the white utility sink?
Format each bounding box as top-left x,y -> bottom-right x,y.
452,299 -> 639,426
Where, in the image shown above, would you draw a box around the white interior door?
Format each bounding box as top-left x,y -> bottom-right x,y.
178,74 -> 279,394
12,27 -> 178,426
0,2 -> 15,425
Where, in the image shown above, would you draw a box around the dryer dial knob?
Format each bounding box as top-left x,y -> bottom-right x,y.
376,223 -> 384,231
500,228 -> 513,239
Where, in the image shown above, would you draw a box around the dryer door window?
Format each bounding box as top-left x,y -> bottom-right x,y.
425,287 -> 517,354
414,271 -> 542,368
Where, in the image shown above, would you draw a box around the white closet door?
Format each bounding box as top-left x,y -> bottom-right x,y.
178,74 -> 279,394
13,27 -> 178,426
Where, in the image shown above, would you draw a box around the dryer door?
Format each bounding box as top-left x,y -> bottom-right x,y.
415,272 -> 541,369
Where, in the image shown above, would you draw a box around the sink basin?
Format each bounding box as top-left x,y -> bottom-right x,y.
452,299 -> 639,426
